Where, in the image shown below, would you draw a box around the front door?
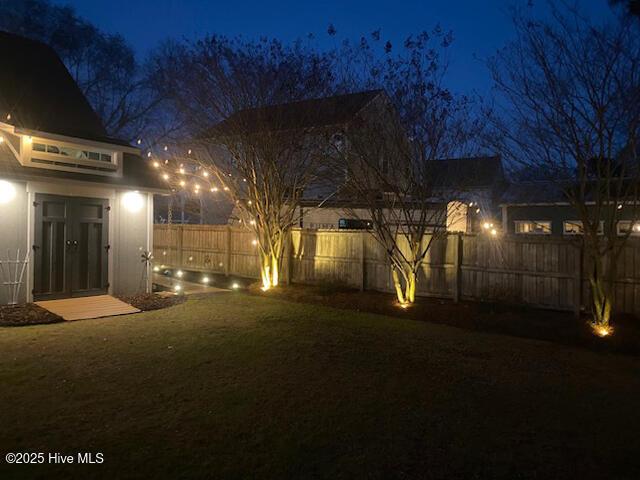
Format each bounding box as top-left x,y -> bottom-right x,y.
33,194 -> 109,300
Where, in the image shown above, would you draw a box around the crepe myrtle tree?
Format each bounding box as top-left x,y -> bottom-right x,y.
488,5 -> 640,335
152,35 -> 338,289
329,29 -> 483,306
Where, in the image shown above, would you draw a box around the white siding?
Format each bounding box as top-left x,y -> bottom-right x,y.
0,180 -> 29,304
112,190 -> 153,296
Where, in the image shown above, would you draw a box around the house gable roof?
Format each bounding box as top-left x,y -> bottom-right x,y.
0,31 -> 128,146
208,90 -> 385,136
500,181 -> 567,206
428,155 -> 505,189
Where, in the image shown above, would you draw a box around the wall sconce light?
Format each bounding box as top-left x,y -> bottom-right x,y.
0,180 -> 16,204
122,191 -> 144,213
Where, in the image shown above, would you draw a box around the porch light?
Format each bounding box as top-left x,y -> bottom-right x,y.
0,180 -> 16,204
122,191 -> 144,213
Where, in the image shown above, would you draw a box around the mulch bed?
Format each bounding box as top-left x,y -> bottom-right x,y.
118,292 -> 186,312
250,283 -> 640,355
0,303 -> 63,327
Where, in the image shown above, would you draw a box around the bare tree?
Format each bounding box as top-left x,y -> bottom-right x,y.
151,36 -> 338,289
488,5 -> 640,335
330,30 -> 483,305
0,0 -> 163,141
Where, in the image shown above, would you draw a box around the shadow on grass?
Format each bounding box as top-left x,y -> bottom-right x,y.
250,283 -> 640,356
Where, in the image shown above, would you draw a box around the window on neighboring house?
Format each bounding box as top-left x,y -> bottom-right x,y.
380,156 -> 389,175
563,220 -> 604,235
338,218 -> 373,230
616,220 -> 640,236
514,220 -> 551,235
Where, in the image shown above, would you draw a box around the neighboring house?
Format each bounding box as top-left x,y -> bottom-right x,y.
221,90 -> 504,232
0,32 -> 165,304
500,181 -> 640,236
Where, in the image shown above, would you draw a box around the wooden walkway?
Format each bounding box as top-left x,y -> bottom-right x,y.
35,295 -> 140,321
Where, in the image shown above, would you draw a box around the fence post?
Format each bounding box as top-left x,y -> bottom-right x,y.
225,225 -> 231,276
359,231 -> 366,291
283,230 -> 292,285
453,233 -> 463,302
574,241 -> 583,318
176,225 -> 184,268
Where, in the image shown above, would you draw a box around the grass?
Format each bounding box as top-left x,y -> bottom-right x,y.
1,292 -> 640,479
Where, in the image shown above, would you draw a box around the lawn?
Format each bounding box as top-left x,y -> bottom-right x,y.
1,292 -> 640,479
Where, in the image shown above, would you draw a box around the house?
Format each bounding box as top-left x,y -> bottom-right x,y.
216,90 -> 504,232
500,181 -> 640,236
0,32 -> 165,304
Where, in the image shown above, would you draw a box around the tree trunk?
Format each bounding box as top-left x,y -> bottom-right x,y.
587,249 -> 614,336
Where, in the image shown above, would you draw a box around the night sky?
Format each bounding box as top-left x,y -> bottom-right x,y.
54,0 -> 614,96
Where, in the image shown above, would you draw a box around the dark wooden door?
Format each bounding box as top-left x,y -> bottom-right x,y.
33,194 -> 109,300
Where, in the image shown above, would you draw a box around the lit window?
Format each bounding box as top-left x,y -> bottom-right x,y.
514,221 -> 551,235
616,221 -> 640,236
32,142 -> 113,163
563,220 -> 604,235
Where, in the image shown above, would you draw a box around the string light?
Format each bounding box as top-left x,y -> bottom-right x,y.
203,171 -> 209,177
162,173 -> 169,180
6,113 -> 11,120
0,136 -> 4,144
153,161 -> 160,168
137,139 -> 142,145
164,145 -> 168,151
179,180 -> 186,187
211,187 -> 218,192
147,152 -> 152,157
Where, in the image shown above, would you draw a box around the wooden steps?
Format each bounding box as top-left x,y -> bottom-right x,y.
35,295 -> 140,321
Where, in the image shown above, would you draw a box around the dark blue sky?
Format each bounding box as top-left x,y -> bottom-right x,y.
54,0 -> 614,96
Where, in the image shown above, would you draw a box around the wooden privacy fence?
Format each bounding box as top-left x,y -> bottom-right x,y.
153,224 -> 640,315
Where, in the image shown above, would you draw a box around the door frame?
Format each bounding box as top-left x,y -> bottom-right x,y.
27,182 -> 115,302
